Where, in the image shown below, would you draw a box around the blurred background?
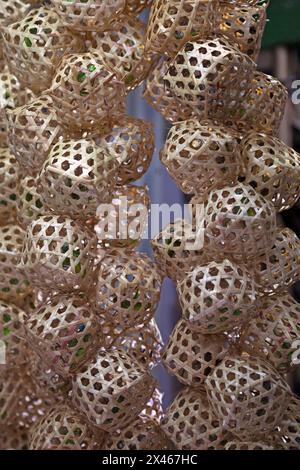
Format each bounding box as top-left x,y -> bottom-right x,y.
127,0 -> 300,407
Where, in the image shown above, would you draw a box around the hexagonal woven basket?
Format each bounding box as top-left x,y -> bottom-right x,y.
72,349 -> 156,431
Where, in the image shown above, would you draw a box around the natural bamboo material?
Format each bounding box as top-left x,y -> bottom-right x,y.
21,215 -> 97,293
163,37 -> 255,122
52,0 -> 125,32
17,175 -> 45,229
89,17 -> 152,92
177,259 -> 258,334
0,299 -> 27,368
29,404 -> 104,450
242,132 -> 300,212
143,56 -> 194,123
151,220 -> 208,281
160,119 -> 241,198
25,294 -> 101,377
163,319 -> 230,387
38,138 -> 117,220
240,292 -> 300,374
206,355 -> 291,435
72,349 -> 156,431
94,250 -> 161,331
95,184 -> 150,250
50,52 -> 125,132
162,388 -> 231,450
146,0 -> 216,57
90,116 -> 154,185
204,183 -> 277,261
0,0 -> 30,28
0,148 -> 18,224
3,7 -> 82,94
142,388 -> 164,424
246,228 -> 300,296
104,416 -> 174,450
0,224 -> 30,306
7,95 -> 64,173
0,426 -> 28,450
225,441 -> 273,450
225,72 -> 288,135
216,2 -> 268,61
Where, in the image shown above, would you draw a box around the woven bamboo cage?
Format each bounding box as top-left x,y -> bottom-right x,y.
216,2 -> 268,61
0,426 -> 28,450
72,349 -> 156,431
89,17 -> 152,92
225,441 -> 273,450
164,37 -> 255,123
7,95 -> 65,173
0,299 -> 27,369
50,52 -> 125,133
146,0 -> 216,57
94,250 -> 161,331
275,397 -> 300,450
38,138 -> 117,220
162,388 -> 231,450
125,0 -> 153,15
29,404 -> 104,450
160,119 -> 241,198
0,148 -> 18,224
21,215 -> 97,293
242,132 -> 300,212
141,388 -> 164,424
151,220 -> 208,281
0,0 -> 30,29
240,292 -> 300,374
247,228 -> 300,296
177,259 -> 258,334
204,183 -> 277,261
2,7 -> 82,94
143,56 -> 194,123
163,319 -> 230,387
206,354 -> 291,436
25,294 -> 101,377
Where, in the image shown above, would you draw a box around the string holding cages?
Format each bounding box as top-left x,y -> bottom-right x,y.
163,37 -> 255,123
216,1 -> 268,61
177,259 -> 258,334
205,355 -> 291,436
50,52 -> 126,133
162,388 -> 231,450
89,17 -> 152,92
163,319 -> 230,387
95,184 -> 150,251
29,404 -> 104,450
38,138 -> 117,220
7,95 -> 65,173
0,224 -> 31,306
94,250 -> 161,331
52,0 -> 125,32
72,349 -> 156,431
240,292 -> 300,374
145,0 -> 216,58
2,7 -> 82,94
24,294 -> 101,378
241,132 -> 300,212
151,220 -> 209,282
204,183 -> 277,261
21,215 -> 97,294
160,119 -> 242,198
